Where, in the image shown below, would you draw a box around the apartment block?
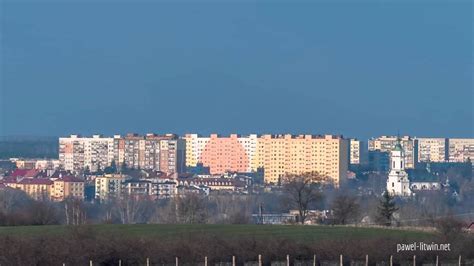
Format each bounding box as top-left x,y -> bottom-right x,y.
184,134 -> 258,174
113,133 -> 184,175
95,174 -> 129,201
416,138 -> 448,163
51,176 -> 85,201
11,179 -> 53,200
368,136 -> 418,169
60,134 -> 185,175
159,138 -> 186,176
349,139 -> 367,165
59,135 -> 114,173
184,133 -> 348,187
255,134 -> 348,186
448,138 -> 474,162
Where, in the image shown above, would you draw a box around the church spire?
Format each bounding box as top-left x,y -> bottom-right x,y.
393,136 -> 403,152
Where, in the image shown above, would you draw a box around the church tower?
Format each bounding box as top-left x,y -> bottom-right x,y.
387,137 -> 412,196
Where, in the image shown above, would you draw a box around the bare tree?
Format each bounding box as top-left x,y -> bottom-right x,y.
175,192 -> 208,224
0,188 -> 31,215
64,197 -> 86,225
331,194 -> 360,225
114,194 -> 151,224
281,172 -> 324,224
211,194 -> 253,224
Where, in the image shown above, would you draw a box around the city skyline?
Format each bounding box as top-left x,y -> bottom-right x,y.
1,2 -> 472,139
0,1 -> 472,262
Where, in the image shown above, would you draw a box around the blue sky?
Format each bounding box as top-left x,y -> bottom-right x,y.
1,1 -> 472,139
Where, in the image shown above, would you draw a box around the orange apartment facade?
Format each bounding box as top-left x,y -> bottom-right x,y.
184,134 -> 348,187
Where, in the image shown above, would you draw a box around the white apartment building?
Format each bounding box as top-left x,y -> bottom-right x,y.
349,139 -> 367,165
237,134 -> 259,172
59,135 -> 114,173
184,134 -> 211,168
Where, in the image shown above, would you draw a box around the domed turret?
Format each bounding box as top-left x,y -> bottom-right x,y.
387,136 -> 412,197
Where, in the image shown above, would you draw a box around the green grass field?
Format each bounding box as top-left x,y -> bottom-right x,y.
0,224 -> 434,242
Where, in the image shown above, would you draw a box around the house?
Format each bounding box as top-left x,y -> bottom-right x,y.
51,175 -> 85,201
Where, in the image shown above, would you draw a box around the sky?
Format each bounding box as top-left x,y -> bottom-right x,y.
0,1 -> 473,140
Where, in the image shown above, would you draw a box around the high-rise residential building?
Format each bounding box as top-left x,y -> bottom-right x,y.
114,133 -> 162,170
159,138 -> 186,176
184,133 -> 348,187
349,139 -> 367,165
368,136 -> 418,169
184,134 -> 210,168
184,134 -> 258,174
59,135 -> 114,173
416,138 -> 448,163
255,134 -> 348,186
448,138 -> 474,162
60,134 -> 185,175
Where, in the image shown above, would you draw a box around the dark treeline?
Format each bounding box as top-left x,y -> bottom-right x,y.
0,137 -> 58,159
0,226 -> 472,265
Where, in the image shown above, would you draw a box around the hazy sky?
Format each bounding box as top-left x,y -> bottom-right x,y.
1,1 -> 472,139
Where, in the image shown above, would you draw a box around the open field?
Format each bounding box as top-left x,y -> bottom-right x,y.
1,224 -> 472,264
0,224 -> 434,241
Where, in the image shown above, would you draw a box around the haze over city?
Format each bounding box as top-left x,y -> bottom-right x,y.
1,1 -> 472,139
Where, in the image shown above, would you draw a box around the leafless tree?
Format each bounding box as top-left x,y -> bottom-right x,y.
114,194 -> 151,224
64,197 -> 87,225
281,171 -> 324,224
211,194 -> 253,224
331,194 -> 360,225
175,192 -> 208,224
0,188 -> 30,214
